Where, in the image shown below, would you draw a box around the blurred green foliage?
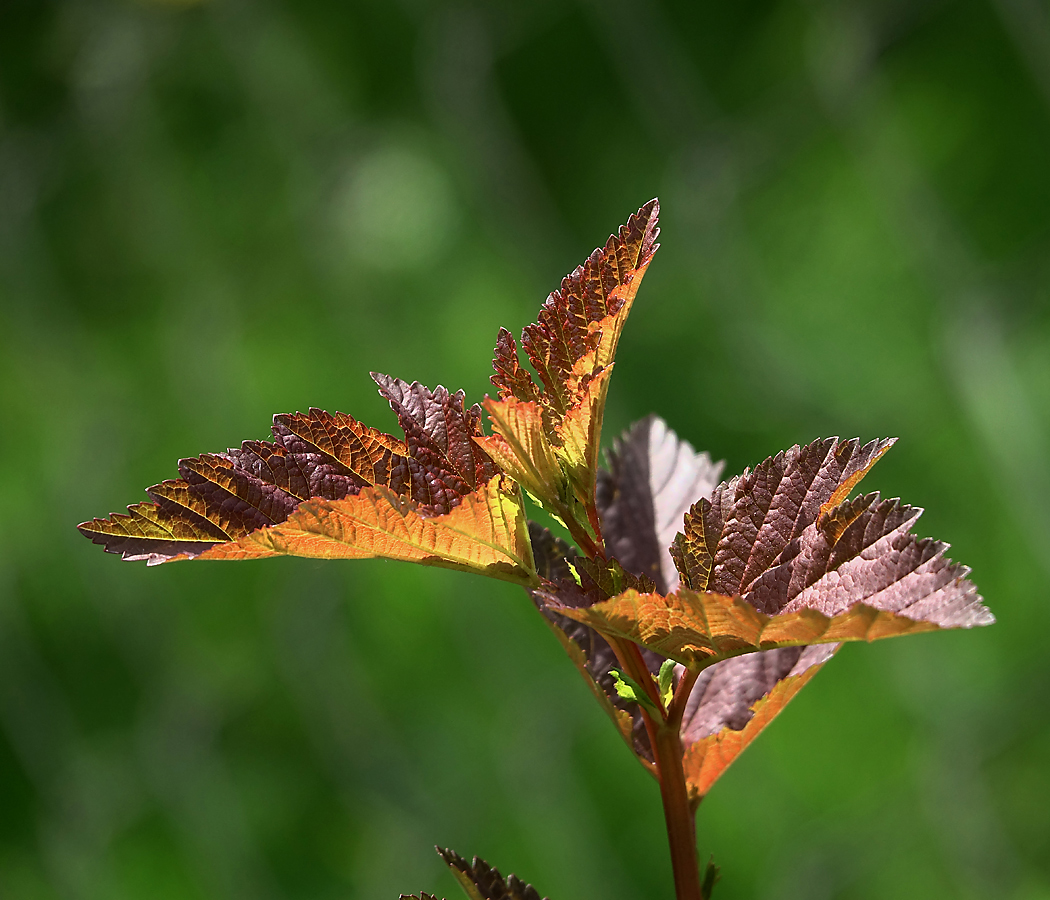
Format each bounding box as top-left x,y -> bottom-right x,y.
1,0 -> 1049,898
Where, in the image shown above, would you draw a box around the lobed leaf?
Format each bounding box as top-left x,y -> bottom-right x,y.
670,436 -> 895,595
483,201 -> 660,519
555,438 -> 992,669
190,476 -> 535,584
491,201 -> 660,411
80,375 -> 535,584
536,422 -> 992,797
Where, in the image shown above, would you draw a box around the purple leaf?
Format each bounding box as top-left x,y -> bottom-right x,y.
597,415 -> 723,592
680,645 -> 837,742
80,376 -> 501,563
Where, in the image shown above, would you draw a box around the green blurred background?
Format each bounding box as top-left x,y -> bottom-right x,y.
1,0 -> 1049,897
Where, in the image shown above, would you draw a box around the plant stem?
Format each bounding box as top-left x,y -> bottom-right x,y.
653,721 -> 703,900
668,667 -> 699,730
585,499 -> 605,551
607,638 -> 702,900
562,508 -> 603,560
608,636 -> 663,773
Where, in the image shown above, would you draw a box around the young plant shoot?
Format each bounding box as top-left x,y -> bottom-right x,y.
80,201 -> 993,900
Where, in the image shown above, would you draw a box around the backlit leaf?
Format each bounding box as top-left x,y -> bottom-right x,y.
483,201 -> 660,522
190,476 -> 535,584
80,375 -> 535,584
477,398 -> 562,511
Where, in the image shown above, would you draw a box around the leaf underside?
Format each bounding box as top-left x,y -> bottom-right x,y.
78,375 -> 535,584
596,414 -> 724,594
679,644 -> 837,802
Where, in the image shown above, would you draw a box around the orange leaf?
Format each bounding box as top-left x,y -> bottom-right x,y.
194,475 -> 536,585
80,375 -> 534,584
680,646 -> 837,802
555,573 -> 987,670
485,202 -> 659,519
478,396 -> 562,509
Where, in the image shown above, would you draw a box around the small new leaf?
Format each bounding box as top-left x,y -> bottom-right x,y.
701,857 -> 720,900
657,658 -> 677,708
610,668 -> 660,714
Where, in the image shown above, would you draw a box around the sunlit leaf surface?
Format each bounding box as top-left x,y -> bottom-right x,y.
80,375 -> 535,583
556,437 -> 991,668
480,201 -> 660,514
534,423 -> 992,797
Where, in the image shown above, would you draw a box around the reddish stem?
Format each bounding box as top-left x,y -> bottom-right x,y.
562,509 -> 603,561
608,636 -> 663,772
585,500 -> 605,553
668,667 -> 700,730
653,720 -> 703,900
573,484 -> 701,899
608,638 -> 702,900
